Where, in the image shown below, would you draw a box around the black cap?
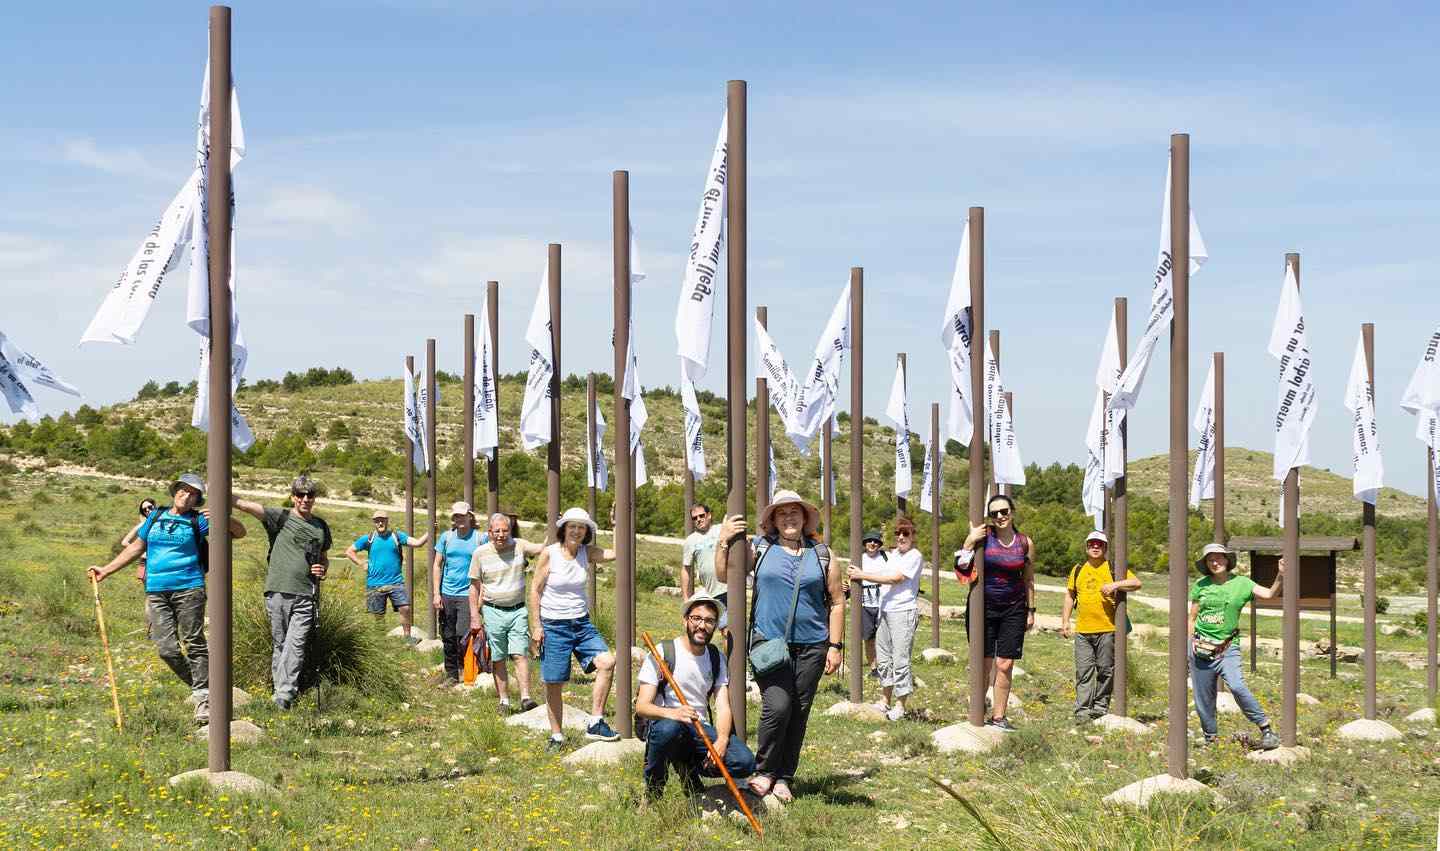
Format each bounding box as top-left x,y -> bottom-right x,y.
861,529 -> 883,544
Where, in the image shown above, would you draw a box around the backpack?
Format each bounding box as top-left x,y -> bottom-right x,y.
748,536 -> 833,639
145,508 -> 207,573
366,530 -> 406,564
1067,560 -> 1132,635
637,639 -> 724,740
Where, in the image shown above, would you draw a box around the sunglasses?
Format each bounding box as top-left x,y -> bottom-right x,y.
896,531 -> 912,538
691,513 -> 708,520
293,492 -> 317,500
1087,540 -> 1106,547
988,508 -> 1011,519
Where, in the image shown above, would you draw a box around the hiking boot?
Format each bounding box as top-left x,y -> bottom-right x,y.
1259,729 -> 1281,751
193,698 -> 210,725
985,717 -> 1017,732
885,705 -> 905,722
520,697 -> 539,713
546,736 -> 566,754
498,701 -> 513,715
1199,733 -> 1220,747
586,718 -> 620,742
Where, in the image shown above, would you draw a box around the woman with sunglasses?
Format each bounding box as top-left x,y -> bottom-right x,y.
956,494 -> 1036,731
846,516 -> 924,720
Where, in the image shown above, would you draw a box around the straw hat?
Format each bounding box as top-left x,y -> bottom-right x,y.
1194,542 -> 1236,573
759,490 -> 820,538
372,508 -> 389,520
555,507 -> 598,546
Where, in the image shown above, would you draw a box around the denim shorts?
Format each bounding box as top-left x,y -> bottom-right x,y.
366,583 -> 410,614
540,615 -> 609,683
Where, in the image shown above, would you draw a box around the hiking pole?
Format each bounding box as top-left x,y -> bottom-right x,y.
89,573 -> 123,731
640,631 -> 762,837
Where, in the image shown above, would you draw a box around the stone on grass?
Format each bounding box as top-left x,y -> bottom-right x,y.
1011,665 -> 1027,679
388,626 -> 431,641
413,639 -> 444,653
1405,707 -> 1437,724
746,681 -> 761,703
1103,773 -> 1214,808
653,585 -> 683,598
1336,718 -> 1404,742
186,687 -> 251,708
1295,693 -> 1320,706
984,687 -> 1023,712
1246,746 -> 1311,766
931,722 -> 1003,754
921,647 -> 956,664
1379,624 -> 1413,637
168,769 -> 278,796
1092,714 -> 1152,736
1130,623 -> 1166,640
504,702 -> 591,733
1215,693 -> 1240,714
825,701 -> 888,722
562,738 -> 646,766
194,720 -> 265,745
698,784 -> 773,817
454,673 -> 497,696
918,605 -> 966,620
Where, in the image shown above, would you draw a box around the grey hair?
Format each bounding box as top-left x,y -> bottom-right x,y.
488,512 -> 513,530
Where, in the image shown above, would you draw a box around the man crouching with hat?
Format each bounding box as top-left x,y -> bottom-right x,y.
636,592 -> 756,800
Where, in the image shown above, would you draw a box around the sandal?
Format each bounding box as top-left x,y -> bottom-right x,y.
747,774 -> 774,797
772,780 -> 794,803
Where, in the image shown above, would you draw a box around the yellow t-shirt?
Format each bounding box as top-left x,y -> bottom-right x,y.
1067,560 -> 1136,634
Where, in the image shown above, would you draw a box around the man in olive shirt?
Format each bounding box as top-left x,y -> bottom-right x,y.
235,475 -> 332,710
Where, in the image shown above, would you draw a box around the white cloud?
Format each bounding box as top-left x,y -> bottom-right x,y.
251,185 -> 365,235
0,234 -> 58,270
58,137 -> 171,181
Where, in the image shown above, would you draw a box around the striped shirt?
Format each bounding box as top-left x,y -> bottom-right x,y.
469,538 -> 532,607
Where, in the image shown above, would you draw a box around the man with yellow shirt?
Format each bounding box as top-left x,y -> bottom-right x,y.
1060,531 -> 1141,722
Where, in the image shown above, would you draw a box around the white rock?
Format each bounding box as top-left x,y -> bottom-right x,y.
984,687 -> 1023,712
931,722 -> 1004,754
1295,693 -> 1320,706
561,738 -> 646,766
1405,707 -> 1437,724
696,785 -> 769,817
193,720 -> 265,746
921,648 -> 956,664
187,687 -> 251,708
1092,714 -> 1152,736
1103,773 -> 1214,807
504,702 -> 591,733
1247,745 -> 1311,766
825,701 -> 888,722
917,605 -> 967,620
1379,624 -> 1412,637
653,586 -> 683,598
1011,665 -> 1027,679
454,674 -> 497,696
1215,693 -> 1240,715
388,626 -> 431,641
1336,718 -> 1404,742
746,681 -> 761,703
413,639 -> 444,653
168,769 -> 278,795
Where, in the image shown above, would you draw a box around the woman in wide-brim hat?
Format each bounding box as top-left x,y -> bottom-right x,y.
715,489 -> 844,804
527,507 -> 620,750
1188,543 -> 1285,750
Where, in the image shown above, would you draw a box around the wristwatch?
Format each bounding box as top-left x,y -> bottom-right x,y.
827,641 -> 844,651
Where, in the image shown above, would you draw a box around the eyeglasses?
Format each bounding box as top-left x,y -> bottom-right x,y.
988,508 -> 1011,519
686,615 -> 718,627
691,513 -> 708,521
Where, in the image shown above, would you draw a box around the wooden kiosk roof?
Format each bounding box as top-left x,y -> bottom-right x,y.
1227,536 -> 1358,553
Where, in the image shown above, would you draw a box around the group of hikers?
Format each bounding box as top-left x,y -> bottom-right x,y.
89,473 -> 1287,802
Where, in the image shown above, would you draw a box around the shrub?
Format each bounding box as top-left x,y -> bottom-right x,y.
234,591 -> 406,701
135,381 -> 160,401
350,476 -> 373,498
31,572 -> 92,637
326,420 -> 350,440
634,560 -> 673,593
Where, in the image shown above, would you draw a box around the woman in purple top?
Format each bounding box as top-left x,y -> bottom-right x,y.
956,494 -> 1036,732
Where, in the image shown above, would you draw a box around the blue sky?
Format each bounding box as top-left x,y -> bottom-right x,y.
3,1 -> 1438,497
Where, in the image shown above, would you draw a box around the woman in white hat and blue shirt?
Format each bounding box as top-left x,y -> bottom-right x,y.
716,489 -> 844,804
528,507 -> 619,751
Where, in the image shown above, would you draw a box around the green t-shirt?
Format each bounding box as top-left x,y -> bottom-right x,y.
1189,575 -> 1256,643
262,507 -> 333,597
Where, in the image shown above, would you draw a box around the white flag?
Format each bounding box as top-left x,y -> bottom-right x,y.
520,260 -> 554,451
681,373 -> 707,479
0,345 -> 39,420
675,111 -> 728,384
1109,156 -> 1209,413
473,295 -> 498,461
0,332 -> 80,399
886,359 -> 912,498
941,220 -> 976,444
985,339 -> 1027,486
1400,326 -> 1440,417
1267,263 -> 1317,479
1420,412 -> 1440,503
623,331 -> 649,485
403,364 -> 427,473
1344,335 -> 1384,504
1190,359 -> 1217,508
1094,313 -> 1127,485
755,319 -> 805,440
1082,392 -> 1107,528
919,431 -> 938,514
792,282 -> 850,449
634,440 -> 649,489
768,443 -> 778,503
586,401 -> 608,491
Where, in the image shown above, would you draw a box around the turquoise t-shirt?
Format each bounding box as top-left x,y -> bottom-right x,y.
138,510 -> 209,593
436,529 -> 481,597
355,530 -> 408,588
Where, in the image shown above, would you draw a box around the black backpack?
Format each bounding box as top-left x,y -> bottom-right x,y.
636,639 -> 725,740
144,508 -> 208,573
366,530 -> 405,563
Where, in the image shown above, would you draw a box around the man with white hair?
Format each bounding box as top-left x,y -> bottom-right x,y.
469,512 -> 544,712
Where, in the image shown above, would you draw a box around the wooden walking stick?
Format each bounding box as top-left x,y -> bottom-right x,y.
640,631 -> 763,837
89,573 -> 123,731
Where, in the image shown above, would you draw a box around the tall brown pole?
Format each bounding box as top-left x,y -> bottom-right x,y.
756,306 -> 771,515
613,171 -> 634,738
1166,135 -> 1190,777
822,421 -> 833,545
1112,297 -> 1130,717
1214,352 -> 1226,543
724,80 -> 749,739
966,208 -> 987,729
404,355 -> 416,631
204,3 -> 234,773
930,402 -> 941,649
427,339 -> 438,637
684,465 -> 695,536
486,281 -> 500,516
587,372 -> 598,614
1428,446 -> 1438,702
1280,252 -> 1301,748
464,313 -> 476,509
1361,324 -> 1377,718
897,352 -> 909,515
848,267 -> 864,704
547,245 -> 562,541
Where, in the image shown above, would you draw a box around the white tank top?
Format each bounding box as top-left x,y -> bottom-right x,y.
539,543 -> 590,620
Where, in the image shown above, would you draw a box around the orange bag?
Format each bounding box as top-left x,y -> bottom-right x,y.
462,635 -> 480,685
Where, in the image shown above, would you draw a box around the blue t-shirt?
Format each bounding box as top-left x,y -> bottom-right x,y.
751,537 -> 829,645
138,510 -> 209,593
354,530 -> 409,588
436,529 -> 482,597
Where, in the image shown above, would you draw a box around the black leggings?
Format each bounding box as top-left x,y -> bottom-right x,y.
754,642 -> 827,783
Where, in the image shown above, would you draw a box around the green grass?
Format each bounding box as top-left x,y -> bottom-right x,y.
0,471 -> 1436,849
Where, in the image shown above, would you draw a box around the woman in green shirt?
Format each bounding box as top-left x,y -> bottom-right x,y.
1188,543 -> 1284,749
